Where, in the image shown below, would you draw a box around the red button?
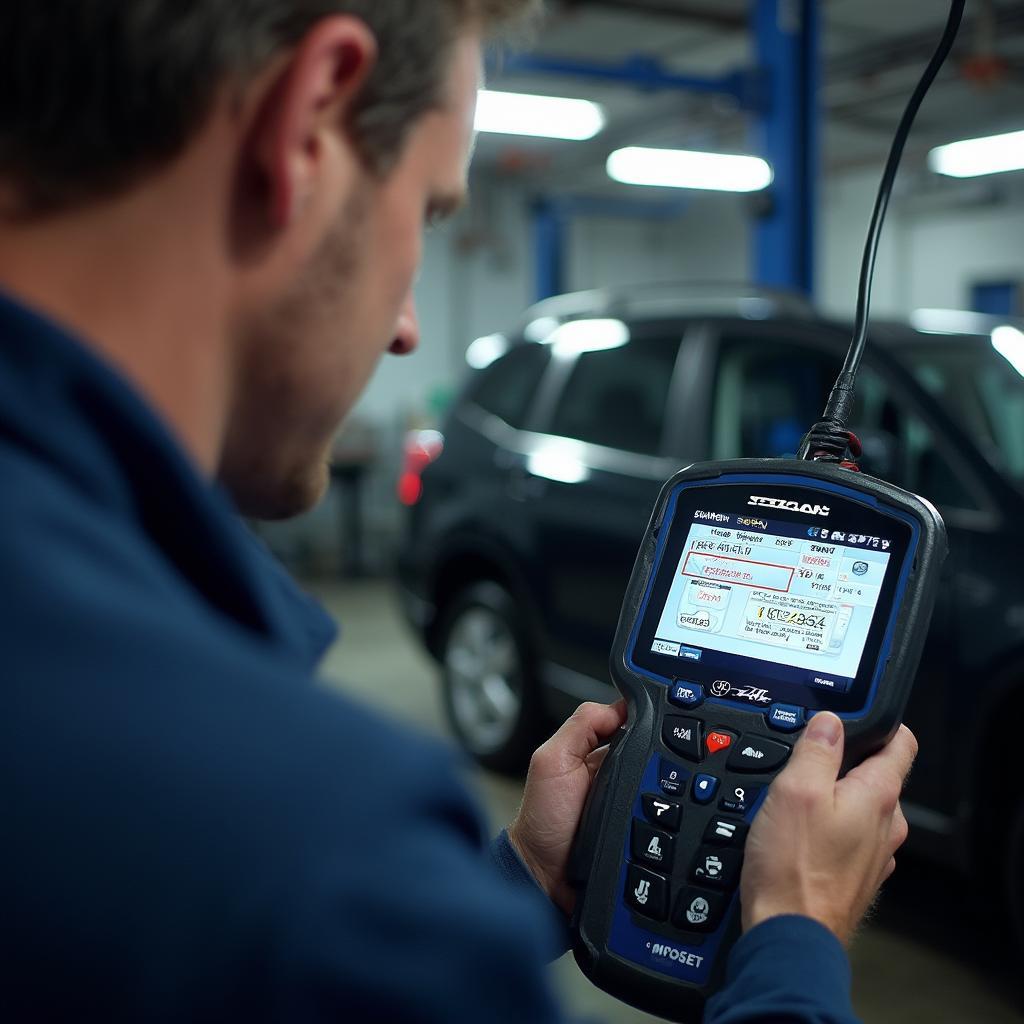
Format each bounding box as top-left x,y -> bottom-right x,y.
706,731 -> 734,755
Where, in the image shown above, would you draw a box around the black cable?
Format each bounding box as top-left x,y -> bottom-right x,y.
800,0 -> 967,463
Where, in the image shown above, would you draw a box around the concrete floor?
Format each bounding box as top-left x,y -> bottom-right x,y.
311,578 -> 1023,1024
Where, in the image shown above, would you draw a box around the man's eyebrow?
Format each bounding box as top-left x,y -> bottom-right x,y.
427,190 -> 468,225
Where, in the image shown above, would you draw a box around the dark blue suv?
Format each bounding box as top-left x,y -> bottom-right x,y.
397,285 -> 1024,943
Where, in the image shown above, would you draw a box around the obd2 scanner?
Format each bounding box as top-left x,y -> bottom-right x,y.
568,461 -> 946,1020
567,3 -> 962,1019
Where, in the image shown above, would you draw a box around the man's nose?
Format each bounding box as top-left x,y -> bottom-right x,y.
390,295 -> 420,356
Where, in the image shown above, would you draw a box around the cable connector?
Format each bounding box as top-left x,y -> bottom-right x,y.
798,374 -> 862,465
798,421 -> 862,465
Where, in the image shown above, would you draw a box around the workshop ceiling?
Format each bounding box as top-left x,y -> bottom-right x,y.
477,0 -> 1024,193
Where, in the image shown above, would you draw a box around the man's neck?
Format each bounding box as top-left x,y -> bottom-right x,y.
0,175 -> 234,478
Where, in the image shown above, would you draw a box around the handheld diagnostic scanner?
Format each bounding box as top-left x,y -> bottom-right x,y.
568,460 -> 946,1020
568,3 -> 962,1020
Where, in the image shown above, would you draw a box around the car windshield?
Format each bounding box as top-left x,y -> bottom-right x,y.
896,333 -> 1024,485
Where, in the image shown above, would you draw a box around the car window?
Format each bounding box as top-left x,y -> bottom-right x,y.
712,334 -> 981,512
897,339 -> 1024,487
712,339 -> 837,460
548,336 -> 681,455
468,343 -> 551,430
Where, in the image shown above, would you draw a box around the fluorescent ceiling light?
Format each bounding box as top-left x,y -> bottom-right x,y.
992,325 -> 1024,376
910,308 -> 992,335
543,319 -> 630,358
608,146 -> 773,192
929,129 -> 1024,178
475,90 -> 605,141
466,333 -> 508,370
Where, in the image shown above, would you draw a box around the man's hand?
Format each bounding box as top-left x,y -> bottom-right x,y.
508,701 -> 627,915
741,711 -> 918,946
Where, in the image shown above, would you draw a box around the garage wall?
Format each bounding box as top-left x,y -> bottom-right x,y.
820,166 -> 1024,319
566,196 -> 751,293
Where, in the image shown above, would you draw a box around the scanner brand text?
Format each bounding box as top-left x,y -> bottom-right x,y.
748,496 -> 831,517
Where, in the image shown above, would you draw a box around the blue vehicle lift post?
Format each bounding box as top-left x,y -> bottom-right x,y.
512,1 -> 820,301
533,198 -> 567,302
752,0 -> 820,298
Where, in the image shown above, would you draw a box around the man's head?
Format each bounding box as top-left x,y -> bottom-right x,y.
0,1 -> 536,518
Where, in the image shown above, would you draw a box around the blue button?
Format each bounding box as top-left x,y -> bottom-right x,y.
669,682 -> 705,709
767,704 -> 805,733
692,774 -> 719,805
678,646 -> 702,662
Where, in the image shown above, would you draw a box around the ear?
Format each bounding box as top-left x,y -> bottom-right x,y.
250,16 -> 378,230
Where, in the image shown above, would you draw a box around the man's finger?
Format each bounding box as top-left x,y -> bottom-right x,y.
843,725 -> 918,795
774,711 -> 845,798
533,701 -> 626,775
586,744 -> 611,782
889,803 -> 909,853
881,856 -> 897,883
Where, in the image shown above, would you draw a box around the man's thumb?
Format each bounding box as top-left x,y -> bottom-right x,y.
789,711 -> 845,778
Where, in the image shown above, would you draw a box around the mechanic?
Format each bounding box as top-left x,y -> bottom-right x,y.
0,2 -> 915,1022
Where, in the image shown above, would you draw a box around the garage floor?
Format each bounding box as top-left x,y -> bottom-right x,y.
311,579 -> 1023,1024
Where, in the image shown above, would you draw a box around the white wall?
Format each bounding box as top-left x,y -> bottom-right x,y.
820,167 -> 1024,320
567,196 -> 751,293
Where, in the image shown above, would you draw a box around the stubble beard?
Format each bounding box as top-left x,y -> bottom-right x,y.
219,191 -> 368,521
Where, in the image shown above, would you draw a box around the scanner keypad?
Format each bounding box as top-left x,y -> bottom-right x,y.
623,691 -> 800,937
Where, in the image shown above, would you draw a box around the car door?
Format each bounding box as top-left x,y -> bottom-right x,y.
512,319 -> 705,690
701,319 -> 985,817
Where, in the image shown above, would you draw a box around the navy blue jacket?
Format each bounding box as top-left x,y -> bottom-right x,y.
0,290 -> 860,1022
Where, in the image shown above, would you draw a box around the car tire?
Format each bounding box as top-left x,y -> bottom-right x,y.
438,581 -> 545,775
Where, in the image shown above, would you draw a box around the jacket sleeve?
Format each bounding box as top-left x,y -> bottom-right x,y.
490,829 -> 572,962
704,916 -> 861,1024
272,736 -> 574,1024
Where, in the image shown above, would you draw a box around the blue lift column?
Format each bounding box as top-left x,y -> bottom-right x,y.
532,198 -> 567,302
752,0 -> 820,298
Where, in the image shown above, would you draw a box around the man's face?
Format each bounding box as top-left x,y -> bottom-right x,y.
221,34 -> 479,520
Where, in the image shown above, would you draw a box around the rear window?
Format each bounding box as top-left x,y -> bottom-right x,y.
466,343 -> 551,430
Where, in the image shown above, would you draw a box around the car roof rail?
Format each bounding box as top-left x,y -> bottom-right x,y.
519,282 -> 816,330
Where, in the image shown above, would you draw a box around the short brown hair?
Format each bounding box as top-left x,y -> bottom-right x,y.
0,0 -> 539,217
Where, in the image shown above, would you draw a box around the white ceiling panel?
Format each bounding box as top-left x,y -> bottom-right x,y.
475,0 -> 1024,188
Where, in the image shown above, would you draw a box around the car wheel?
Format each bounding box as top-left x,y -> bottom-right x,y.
438,581 -> 545,774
